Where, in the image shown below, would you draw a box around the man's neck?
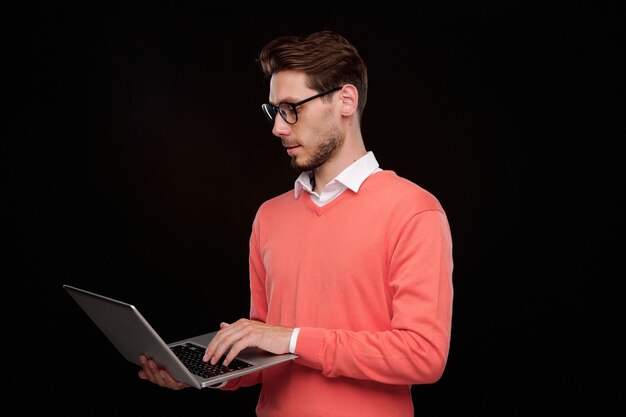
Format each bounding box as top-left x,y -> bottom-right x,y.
312,147 -> 367,193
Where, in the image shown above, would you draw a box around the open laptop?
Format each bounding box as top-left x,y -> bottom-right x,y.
63,284 -> 297,389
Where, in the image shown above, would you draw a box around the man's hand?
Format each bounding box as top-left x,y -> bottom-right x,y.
138,355 -> 190,390
203,319 -> 293,366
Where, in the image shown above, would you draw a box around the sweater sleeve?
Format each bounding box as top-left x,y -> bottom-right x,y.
216,211 -> 272,391
216,371 -> 262,391
293,209 -> 453,385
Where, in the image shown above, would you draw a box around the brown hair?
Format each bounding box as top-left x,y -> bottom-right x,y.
257,30 -> 368,119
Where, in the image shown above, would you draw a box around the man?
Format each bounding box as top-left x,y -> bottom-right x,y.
139,30 -> 454,417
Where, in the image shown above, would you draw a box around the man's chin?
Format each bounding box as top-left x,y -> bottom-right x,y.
290,158 -> 307,173
291,164 -> 306,173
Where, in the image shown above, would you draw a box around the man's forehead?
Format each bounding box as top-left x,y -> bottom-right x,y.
269,71 -> 312,102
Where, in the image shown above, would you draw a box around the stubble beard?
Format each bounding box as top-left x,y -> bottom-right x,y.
290,126 -> 344,173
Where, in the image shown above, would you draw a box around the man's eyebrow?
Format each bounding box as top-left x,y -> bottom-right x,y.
271,95 -> 301,106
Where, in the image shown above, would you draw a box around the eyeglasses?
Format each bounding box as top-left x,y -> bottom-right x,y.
261,87 -> 342,125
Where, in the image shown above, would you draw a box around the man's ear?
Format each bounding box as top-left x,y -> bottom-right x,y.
339,84 -> 359,117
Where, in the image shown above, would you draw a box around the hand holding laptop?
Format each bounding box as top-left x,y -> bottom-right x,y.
63,284 -> 297,389
137,319 -> 294,390
138,354 -> 191,390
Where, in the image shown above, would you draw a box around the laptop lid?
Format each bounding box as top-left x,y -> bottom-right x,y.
63,284 -> 297,389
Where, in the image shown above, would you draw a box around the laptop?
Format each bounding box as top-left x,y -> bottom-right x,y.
63,284 -> 297,389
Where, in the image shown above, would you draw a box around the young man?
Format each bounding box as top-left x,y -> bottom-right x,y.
139,30 -> 454,417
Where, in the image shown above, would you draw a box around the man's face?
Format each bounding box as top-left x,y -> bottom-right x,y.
267,71 -> 344,172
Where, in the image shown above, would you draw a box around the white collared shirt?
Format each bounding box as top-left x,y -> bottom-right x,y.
294,151 -> 382,207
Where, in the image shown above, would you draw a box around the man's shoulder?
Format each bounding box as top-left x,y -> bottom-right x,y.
368,170 -> 431,194
367,170 -> 443,211
265,188 -> 295,202
258,188 -> 298,210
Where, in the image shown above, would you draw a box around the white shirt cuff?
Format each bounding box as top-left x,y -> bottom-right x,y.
289,328 -> 300,354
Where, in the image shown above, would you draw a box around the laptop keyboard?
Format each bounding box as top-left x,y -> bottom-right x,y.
171,342 -> 253,378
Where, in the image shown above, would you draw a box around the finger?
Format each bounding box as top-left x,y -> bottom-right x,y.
204,322 -> 236,363
215,326 -> 255,366
159,370 -> 190,390
223,333 -> 256,366
138,356 -> 149,379
158,370 -> 172,387
207,340 -> 231,365
207,325 -> 248,365
205,318 -> 257,364
146,359 -> 163,384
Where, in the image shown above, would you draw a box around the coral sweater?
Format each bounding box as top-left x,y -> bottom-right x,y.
221,170 -> 454,417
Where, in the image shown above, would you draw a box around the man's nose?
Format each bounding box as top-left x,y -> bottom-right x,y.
272,116 -> 291,137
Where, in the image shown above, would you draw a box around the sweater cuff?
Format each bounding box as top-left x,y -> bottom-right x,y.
291,327 -> 325,370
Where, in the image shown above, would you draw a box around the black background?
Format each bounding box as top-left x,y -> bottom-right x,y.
8,4 -> 624,416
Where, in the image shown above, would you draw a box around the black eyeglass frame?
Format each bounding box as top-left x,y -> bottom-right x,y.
261,86 -> 342,125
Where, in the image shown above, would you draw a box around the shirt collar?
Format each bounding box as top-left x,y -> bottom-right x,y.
294,151 -> 380,198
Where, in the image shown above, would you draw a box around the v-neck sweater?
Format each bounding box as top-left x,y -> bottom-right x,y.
221,170 -> 454,417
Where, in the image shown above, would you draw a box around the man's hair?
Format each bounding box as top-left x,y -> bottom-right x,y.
257,30 -> 368,119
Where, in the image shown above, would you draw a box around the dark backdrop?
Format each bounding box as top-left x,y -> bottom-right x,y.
8,4 -> 623,416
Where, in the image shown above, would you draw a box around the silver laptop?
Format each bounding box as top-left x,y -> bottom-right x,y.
63,284 -> 297,389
